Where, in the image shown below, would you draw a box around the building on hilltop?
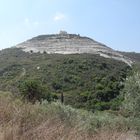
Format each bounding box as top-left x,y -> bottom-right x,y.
59,30 -> 68,35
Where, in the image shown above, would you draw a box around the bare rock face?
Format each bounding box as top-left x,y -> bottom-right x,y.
16,31 -> 132,66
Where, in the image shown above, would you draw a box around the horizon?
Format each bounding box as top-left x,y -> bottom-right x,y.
0,0 -> 140,52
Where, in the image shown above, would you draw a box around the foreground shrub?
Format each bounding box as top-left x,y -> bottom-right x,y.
19,80 -> 54,103
121,71 -> 140,117
0,92 -> 139,139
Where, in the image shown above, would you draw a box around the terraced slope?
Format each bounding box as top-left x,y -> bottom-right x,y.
16,32 -> 132,66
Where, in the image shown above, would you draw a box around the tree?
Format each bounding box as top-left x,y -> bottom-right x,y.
19,80 -> 52,103
121,71 -> 140,117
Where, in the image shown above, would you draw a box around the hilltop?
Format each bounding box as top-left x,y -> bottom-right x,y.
16,31 -> 132,66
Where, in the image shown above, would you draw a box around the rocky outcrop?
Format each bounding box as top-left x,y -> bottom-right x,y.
16,31 -> 133,66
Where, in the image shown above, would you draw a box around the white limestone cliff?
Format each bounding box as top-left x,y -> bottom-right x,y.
16,32 -> 133,66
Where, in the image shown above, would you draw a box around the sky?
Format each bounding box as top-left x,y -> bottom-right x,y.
0,0 -> 140,52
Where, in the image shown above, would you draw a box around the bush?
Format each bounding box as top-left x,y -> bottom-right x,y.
19,80 -> 53,103
121,71 -> 140,117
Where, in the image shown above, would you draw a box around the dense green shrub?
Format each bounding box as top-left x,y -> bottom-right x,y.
121,71 -> 140,117
19,80 -> 54,103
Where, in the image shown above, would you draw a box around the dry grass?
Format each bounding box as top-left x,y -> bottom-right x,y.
0,92 -> 139,140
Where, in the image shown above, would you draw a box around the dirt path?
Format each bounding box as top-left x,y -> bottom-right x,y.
15,68 -> 26,82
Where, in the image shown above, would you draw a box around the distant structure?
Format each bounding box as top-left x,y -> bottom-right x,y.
59,30 -> 68,35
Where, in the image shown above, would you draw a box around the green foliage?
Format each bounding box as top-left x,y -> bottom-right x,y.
19,80 -> 53,103
0,48 -> 131,111
121,70 -> 140,117
44,101 -> 132,132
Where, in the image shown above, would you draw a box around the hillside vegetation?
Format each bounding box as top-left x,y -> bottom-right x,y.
0,48 -> 140,139
0,48 -> 130,111
0,92 -> 139,140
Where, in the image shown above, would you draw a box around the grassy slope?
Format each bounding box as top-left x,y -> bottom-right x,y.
0,92 -> 139,140
0,48 -> 131,111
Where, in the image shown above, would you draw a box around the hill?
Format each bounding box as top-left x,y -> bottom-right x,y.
16,31 -> 132,66
0,47 -> 130,111
0,33 -> 140,139
119,51 -> 140,63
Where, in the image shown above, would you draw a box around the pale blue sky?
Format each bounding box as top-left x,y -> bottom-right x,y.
0,0 -> 140,52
